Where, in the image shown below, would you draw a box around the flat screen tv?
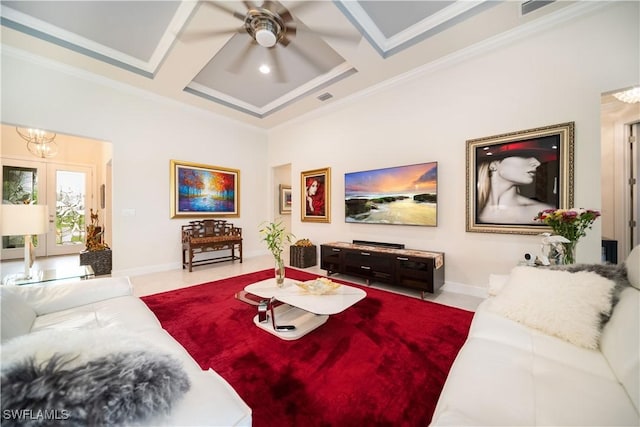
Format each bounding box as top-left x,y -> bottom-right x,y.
345,161 -> 437,226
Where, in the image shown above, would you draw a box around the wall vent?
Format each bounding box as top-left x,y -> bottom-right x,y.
521,0 -> 554,15
317,92 -> 333,101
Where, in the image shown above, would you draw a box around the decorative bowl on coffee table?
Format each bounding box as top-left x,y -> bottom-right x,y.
295,278 -> 341,295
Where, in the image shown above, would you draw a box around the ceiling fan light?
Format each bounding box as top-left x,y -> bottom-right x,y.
255,28 -> 276,47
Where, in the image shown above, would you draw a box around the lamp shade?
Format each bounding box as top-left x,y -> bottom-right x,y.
0,204 -> 49,236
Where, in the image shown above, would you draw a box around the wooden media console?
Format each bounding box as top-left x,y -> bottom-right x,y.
320,242 -> 444,298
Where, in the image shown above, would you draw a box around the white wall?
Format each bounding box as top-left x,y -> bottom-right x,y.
268,2 -> 640,291
1,50 -> 269,276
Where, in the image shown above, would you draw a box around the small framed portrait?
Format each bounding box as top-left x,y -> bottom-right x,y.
301,167 -> 331,223
170,160 -> 240,218
279,185 -> 292,214
466,122 -> 574,234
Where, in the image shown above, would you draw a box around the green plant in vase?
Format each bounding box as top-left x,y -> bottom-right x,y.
259,220 -> 294,287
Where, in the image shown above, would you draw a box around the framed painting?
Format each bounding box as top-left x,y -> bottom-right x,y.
301,167 -> 331,223
170,160 -> 239,218
466,122 -> 574,234
279,185 -> 292,214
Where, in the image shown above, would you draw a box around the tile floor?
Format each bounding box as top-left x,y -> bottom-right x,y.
1,253 -> 484,311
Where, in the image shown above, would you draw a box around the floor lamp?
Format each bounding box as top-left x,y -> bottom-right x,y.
1,204 -> 49,280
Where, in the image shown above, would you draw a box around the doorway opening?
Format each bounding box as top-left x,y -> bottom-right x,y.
601,90 -> 640,260
1,124 -> 112,261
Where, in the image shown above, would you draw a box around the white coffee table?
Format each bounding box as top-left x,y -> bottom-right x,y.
244,278 -> 366,340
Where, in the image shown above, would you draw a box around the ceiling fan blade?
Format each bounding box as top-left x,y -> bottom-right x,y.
242,1 -> 256,11
180,27 -> 244,42
201,1 -> 246,21
284,23 -> 296,39
279,33 -> 292,47
278,8 -> 293,24
226,38 -> 255,74
286,41 -> 327,73
308,28 -> 361,43
261,0 -> 277,13
268,47 -> 286,83
284,1 -> 317,17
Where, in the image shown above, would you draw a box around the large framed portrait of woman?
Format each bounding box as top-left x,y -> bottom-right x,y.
466,122 -> 574,234
301,167 -> 331,223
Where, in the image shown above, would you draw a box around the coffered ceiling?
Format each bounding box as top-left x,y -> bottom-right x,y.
1,1 -> 574,129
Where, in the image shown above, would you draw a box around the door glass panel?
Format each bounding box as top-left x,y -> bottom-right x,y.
55,170 -> 86,246
2,166 -> 39,250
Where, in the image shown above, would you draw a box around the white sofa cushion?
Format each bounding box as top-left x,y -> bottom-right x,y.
489,266 -> 615,349
0,288 -> 36,342
31,295 -> 161,333
600,286 -> 640,414
6,276 -> 132,315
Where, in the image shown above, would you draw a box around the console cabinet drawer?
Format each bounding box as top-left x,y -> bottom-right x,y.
320,245 -> 342,273
344,250 -> 393,281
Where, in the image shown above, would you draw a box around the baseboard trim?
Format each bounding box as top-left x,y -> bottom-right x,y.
442,281 -> 488,299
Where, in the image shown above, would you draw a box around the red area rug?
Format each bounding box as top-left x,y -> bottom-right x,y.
142,268 -> 473,426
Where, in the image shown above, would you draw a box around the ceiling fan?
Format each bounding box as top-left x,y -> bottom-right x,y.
184,1 -> 355,82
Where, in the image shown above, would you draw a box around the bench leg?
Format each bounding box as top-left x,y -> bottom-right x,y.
239,242 -> 243,263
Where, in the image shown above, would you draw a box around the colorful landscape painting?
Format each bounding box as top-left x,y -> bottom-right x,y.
171,160 -> 239,217
345,162 -> 437,226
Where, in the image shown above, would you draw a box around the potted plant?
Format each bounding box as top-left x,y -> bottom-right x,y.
259,220 -> 294,287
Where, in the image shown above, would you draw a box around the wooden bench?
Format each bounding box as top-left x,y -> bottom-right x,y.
181,220 -> 242,272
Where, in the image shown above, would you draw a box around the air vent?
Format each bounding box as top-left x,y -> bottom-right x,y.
317,92 -> 333,102
521,0 -> 554,15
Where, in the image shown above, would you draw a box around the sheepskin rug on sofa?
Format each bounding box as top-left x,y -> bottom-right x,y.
1,328 -> 190,426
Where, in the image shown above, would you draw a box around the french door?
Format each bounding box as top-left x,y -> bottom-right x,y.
45,163 -> 93,255
1,159 -> 94,259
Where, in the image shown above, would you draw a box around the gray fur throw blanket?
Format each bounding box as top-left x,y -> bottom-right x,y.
1,350 -> 190,427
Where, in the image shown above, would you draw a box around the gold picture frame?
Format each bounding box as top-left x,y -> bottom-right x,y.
301,167 -> 331,223
170,159 -> 240,218
466,122 -> 574,234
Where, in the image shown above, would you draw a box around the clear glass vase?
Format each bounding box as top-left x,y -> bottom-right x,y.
275,258 -> 285,287
559,241 -> 577,265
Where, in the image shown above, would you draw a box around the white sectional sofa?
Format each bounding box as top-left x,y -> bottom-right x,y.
431,246 -> 640,426
1,276 -> 251,426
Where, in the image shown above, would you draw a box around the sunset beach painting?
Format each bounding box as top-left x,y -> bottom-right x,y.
345,162 -> 437,226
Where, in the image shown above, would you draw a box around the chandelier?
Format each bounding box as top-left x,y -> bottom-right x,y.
613,87 -> 640,104
15,127 -> 58,158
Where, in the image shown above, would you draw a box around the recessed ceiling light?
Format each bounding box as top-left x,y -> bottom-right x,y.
259,64 -> 270,74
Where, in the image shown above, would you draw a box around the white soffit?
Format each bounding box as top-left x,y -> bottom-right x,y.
336,0 -> 491,58
0,1 -> 197,77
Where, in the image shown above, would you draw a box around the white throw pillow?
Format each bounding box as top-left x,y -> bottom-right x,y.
489,266 -> 615,349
